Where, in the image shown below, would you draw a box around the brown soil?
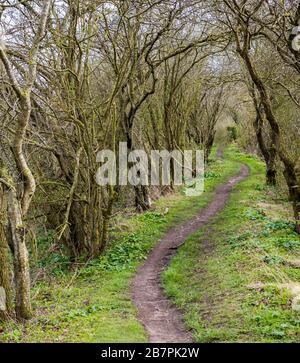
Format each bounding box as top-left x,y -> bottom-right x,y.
132,164 -> 249,343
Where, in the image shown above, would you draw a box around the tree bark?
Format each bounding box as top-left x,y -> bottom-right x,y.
252,101 -> 277,186
7,190 -> 32,320
0,185 -> 13,321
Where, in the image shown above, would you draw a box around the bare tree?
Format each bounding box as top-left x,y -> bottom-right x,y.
0,0 -> 52,319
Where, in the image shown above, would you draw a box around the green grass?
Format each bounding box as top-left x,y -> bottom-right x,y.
0,146 -> 241,342
163,144 -> 300,342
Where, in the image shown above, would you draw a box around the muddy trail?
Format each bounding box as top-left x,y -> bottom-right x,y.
132,163 -> 249,343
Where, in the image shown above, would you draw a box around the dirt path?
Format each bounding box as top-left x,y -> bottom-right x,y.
132,164 -> 249,343
216,147 -> 224,158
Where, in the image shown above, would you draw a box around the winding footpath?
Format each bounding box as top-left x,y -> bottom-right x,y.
132,162 -> 249,343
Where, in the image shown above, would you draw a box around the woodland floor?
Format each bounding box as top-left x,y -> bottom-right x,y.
1,144 -> 300,342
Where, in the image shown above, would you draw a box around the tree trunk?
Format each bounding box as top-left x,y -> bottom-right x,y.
250,87 -> 277,186
68,201 -> 88,259
134,185 -> 152,212
0,186 -> 13,321
205,129 -> 216,162
266,161 -> 277,186
282,158 -> 300,234
7,190 -> 32,320
237,36 -> 299,232
254,114 -> 277,186
66,190 -> 104,259
124,112 -> 151,212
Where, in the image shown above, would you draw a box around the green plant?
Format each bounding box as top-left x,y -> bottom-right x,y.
244,208 -> 267,221
137,212 -> 166,224
263,255 -> 284,265
204,171 -> 221,179
227,232 -> 253,248
275,237 -> 300,250
265,220 -> 294,231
